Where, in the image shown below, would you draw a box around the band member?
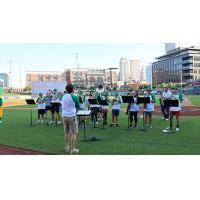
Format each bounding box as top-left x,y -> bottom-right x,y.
126,90 -> 139,128
143,88 -> 156,129
163,88 -> 183,133
109,93 -> 122,127
101,95 -> 110,125
49,89 -> 62,125
0,95 -> 3,124
160,87 -> 172,120
88,93 -> 99,125
36,93 -> 46,124
44,91 -> 52,122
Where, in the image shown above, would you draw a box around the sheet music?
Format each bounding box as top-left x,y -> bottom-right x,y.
76,110 -> 91,116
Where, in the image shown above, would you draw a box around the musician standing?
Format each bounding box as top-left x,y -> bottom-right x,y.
61,84 -> 80,154
109,93 -> 122,127
143,88 -> 156,129
167,87 -> 183,132
36,93 -> 46,124
101,95 -> 110,125
160,87 -> 172,120
126,90 -> 139,128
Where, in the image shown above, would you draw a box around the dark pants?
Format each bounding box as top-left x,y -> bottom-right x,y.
91,108 -> 98,122
102,109 -> 108,124
130,111 -> 138,125
160,103 -> 169,119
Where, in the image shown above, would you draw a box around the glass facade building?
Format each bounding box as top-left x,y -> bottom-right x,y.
152,47 -> 200,85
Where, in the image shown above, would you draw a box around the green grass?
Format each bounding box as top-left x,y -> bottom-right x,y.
187,95 -> 200,107
1,107 -> 200,155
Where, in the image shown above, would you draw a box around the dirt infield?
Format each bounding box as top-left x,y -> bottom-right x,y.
0,144 -> 50,155
153,106 -> 200,116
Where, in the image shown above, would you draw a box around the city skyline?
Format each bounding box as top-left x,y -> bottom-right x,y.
0,43 -> 165,87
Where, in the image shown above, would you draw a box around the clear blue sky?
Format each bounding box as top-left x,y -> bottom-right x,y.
0,43 -> 165,87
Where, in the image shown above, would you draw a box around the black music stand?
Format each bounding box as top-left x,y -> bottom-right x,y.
88,99 -> 99,128
77,110 -> 100,142
122,96 -> 134,130
50,102 -> 61,125
78,97 -> 84,125
98,99 -> 109,129
137,97 -> 151,132
26,99 -> 36,126
76,110 -> 91,141
163,100 -> 179,107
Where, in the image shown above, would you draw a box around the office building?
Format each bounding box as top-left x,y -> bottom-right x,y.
146,64 -> 152,84
130,60 -> 140,82
119,58 -> 129,82
0,73 -> 9,88
26,71 -> 63,87
63,68 -> 118,88
152,46 -> 200,85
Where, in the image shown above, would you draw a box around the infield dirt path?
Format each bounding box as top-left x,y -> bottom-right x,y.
0,144 -> 50,155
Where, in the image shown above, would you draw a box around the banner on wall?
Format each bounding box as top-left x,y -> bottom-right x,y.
31,81 -> 67,98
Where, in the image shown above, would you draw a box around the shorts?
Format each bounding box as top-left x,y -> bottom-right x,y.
63,116 -> 78,134
38,109 -> 46,115
112,109 -> 120,117
144,111 -> 152,117
45,106 -> 52,111
170,111 -> 180,117
51,103 -> 60,113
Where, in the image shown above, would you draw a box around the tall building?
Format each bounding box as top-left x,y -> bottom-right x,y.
26,71 -> 64,87
130,60 -> 140,82
140,65 -> 146,82
63,68 -> 118,88
152,46 -> 200,85
165,43 -> 176,54
146,64 -> 152,83
119,58 -> 129,82
0,73 -> 9,88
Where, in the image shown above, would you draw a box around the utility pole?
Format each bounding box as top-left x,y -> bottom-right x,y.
18,61 -> 22,91
8,60 -> 14,89
76,52 -> 79,87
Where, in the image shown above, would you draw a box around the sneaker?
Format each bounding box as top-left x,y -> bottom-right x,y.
48,121 -> 54,124
0,120 -> 2,124
57,121 -> 62,125
70,148 -> 79,154
162,117 -> 165,120
166,127 -> 171,130
115,124 -> 119,127
96,121 -> 98,125
163,129 -> 171,133
109,123 -> 114,127
64,146 -> 70,153
176,128 -> 180,131
134,124 -> 138,128
165,118 -> 169,121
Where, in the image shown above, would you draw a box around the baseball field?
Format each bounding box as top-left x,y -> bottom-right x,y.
0,95 -> 200,155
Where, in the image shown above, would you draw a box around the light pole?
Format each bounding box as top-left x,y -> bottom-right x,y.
8,60 -> 14,89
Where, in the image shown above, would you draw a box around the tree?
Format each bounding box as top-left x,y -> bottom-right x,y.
168,82 -> 174,88
24,85 -> 32,92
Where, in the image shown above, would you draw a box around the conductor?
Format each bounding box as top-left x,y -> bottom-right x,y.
61,84 -> 80,154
